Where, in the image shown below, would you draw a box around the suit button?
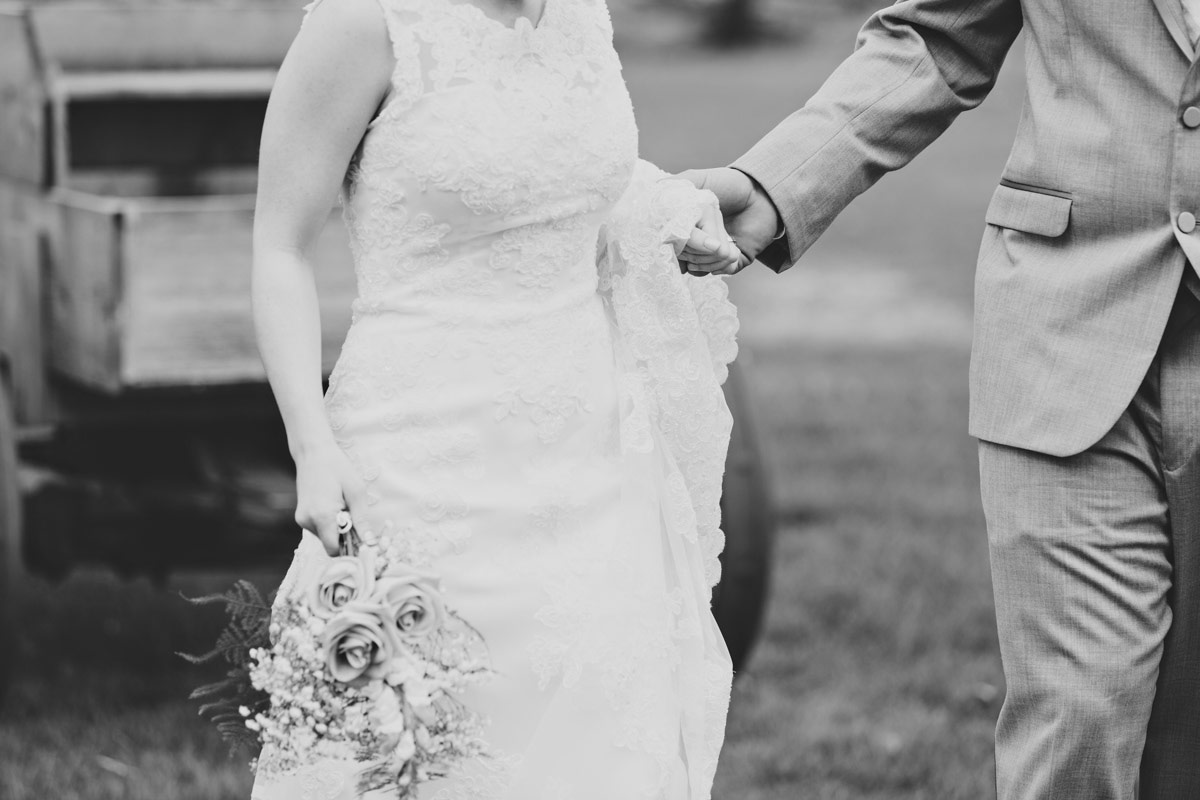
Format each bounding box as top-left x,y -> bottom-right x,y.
1185,106 -> 1200,128
1180,212 -> 1198,233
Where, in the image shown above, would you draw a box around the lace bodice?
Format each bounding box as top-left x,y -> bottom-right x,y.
339,0 -> 638,322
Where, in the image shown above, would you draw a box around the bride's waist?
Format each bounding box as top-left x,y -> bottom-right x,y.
331,291 -> 617,403
349,281 -> 605,326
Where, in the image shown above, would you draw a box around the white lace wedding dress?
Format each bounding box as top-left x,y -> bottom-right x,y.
251,0 -> 737,795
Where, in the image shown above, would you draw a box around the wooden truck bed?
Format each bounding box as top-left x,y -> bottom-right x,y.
46,190 -> 357,391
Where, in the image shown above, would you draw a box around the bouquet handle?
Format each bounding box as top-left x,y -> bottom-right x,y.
335,510 -> 361,557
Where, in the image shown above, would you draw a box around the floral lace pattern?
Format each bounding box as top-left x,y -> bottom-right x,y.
597,162 -> 739,591
255,0 -> 734,796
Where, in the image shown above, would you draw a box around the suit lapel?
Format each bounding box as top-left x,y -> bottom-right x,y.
1152,0 -> 1197,60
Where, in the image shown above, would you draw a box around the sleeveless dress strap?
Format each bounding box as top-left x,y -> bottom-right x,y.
298,0 -> 427,126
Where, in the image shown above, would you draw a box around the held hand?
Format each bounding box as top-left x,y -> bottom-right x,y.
681,201 -> 744,277
293,442 -> 369,556
675,167 -> 783,275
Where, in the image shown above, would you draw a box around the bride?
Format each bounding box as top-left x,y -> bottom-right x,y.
249,0 -> 743,795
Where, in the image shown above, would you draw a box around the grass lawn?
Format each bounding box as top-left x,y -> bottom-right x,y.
1,11 -> 1029,800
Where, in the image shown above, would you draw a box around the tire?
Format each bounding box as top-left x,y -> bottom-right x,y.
0,380 -> 18,702
714,361 -> 775,675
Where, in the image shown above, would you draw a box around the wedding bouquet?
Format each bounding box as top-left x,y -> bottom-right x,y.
185,514 -> 492,797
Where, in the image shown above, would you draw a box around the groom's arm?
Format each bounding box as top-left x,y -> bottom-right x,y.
735,0 -> 1023,271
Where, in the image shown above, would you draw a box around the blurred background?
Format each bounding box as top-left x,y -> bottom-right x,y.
0,0 -> 1026,797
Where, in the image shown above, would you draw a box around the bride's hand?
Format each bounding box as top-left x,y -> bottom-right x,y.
680,201 -> 747,277
293,442 -> 369,556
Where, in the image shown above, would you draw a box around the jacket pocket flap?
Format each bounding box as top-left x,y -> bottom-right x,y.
985,183 -> 1072,238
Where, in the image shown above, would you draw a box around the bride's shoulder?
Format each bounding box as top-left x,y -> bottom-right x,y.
296,0 -> 394,52
284,0 -> 395,85
267,0 -> 395,127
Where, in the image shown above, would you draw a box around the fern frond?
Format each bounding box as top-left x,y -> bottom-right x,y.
181,579 -> 277,756
189,678 -> 236,701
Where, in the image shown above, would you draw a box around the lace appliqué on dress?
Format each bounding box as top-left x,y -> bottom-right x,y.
598,160 -> 739,591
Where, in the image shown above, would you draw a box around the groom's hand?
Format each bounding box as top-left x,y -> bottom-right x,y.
676,167 -> 783,274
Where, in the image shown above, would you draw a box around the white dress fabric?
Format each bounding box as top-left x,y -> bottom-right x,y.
252,0 -> 737,795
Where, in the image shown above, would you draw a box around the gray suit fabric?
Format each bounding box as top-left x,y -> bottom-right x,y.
733,0 -> 1200,458
981,273 -> 1200,799
730,1 -> 1200,796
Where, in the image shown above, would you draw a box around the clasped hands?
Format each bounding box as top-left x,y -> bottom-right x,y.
677,167 -> 783,277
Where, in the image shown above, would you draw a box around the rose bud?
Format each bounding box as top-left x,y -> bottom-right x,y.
374,573 -> 447,643
320,604 -> 395,685
309,554 -> 376,620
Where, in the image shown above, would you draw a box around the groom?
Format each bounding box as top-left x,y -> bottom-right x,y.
683,1 -> 1200,798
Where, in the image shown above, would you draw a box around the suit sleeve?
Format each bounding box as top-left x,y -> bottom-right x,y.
733,0 -> 1024,271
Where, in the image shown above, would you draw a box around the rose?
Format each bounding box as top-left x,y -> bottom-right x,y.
320,604 -> 394,685
375,572 -> 447,643
309,554 -> 375,620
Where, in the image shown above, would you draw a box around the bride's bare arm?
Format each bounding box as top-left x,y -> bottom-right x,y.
253,0 -> 393,552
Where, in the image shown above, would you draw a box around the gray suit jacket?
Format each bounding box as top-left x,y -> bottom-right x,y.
734,0 -> 1200,457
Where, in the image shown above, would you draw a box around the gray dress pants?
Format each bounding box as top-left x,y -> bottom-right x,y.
980,271 -> 1200,800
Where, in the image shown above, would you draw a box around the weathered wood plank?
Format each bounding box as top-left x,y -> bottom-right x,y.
43,189 -> 125,393
0,376 -> 20,691
0,9 -> 45,185
54,69 -> 277,100
46,191 -> 359,391
0,183 -> 49,422
119,197 -> 356,388
28,4 -> 299,72
69,166 -> 260,199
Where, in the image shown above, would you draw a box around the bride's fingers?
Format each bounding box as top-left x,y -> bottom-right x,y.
682,230 -> 735,266
311,510 -> 343,556
682,246 -> 740,272
701,246 -> 751,277
711,253 -> 752,276
681,244 -> 739,265
689,247 -> 743,274
684,206 -> 738,265
687,255 -> 741,277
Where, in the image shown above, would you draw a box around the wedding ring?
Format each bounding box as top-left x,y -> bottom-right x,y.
335,509 -> 353,534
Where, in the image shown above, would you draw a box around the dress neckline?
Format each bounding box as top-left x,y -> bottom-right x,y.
447,0 -> 552,34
